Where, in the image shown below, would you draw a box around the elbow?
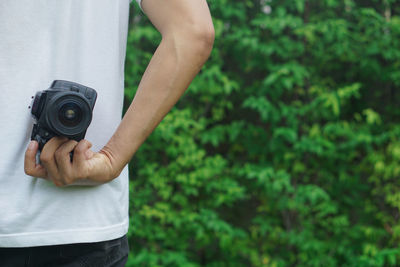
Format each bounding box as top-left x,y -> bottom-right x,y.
162,22 -> 215,64
180,23 -> 215,61
195,24 -> 215,59
200,24 -> 215,52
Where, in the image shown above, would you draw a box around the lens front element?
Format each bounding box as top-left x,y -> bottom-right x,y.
58,103 -> 83,127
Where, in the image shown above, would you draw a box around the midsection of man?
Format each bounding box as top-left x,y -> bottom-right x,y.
0,0 -> 131,248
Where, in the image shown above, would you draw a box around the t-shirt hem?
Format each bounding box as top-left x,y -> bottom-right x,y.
0,218 -> 129,248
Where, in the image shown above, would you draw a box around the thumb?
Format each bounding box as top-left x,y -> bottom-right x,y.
24,140 -> 47,178
85,149 -> 94,160
73,140 -> 93,164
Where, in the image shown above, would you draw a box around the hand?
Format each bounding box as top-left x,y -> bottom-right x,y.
24,137 -> 118,187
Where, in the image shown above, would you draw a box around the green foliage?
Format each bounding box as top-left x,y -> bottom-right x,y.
125,0 -> 400,266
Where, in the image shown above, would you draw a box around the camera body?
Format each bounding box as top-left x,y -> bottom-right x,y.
30,80 -> 97,151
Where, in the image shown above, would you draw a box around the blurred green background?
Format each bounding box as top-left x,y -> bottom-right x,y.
123,0 -> 400,266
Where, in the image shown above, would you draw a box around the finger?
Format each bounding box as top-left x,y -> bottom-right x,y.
40,136 -> 69,178
55,140 -> 79,178
73,139 -> 93,168
24,141 -> 47,178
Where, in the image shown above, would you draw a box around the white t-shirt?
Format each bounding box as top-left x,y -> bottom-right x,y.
0,0 -> 142,247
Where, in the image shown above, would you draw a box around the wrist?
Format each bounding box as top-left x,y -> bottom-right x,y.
99,146 -> 124,179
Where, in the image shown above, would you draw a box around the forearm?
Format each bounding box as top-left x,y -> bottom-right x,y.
102,32 -> 214,177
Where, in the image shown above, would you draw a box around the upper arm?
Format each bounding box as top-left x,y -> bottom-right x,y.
139,0 -> 214,41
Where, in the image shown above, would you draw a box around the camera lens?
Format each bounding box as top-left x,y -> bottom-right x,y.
58,103 -> 83,127
47,93 -> 92,137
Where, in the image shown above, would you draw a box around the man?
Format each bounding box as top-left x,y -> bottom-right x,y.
0,0 -> 214,266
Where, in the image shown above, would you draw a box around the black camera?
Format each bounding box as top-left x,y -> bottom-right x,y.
30,80 -> 97,151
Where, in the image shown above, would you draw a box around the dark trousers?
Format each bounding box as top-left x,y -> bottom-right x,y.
0,234 -> 129,267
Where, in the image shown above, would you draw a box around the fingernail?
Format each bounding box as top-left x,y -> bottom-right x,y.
28,141 -> 36,150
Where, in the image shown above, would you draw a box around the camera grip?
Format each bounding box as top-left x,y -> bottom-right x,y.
31,124 -> 76,163
31,124 -> 53,151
